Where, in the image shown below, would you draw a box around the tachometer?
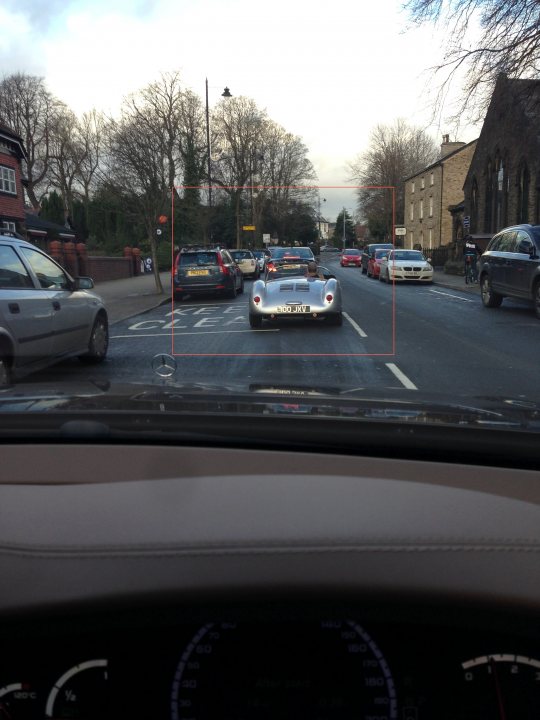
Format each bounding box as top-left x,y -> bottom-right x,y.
171,620 -> 397,719
461,653 -> 540,718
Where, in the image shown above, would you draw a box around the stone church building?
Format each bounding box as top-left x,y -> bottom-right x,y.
463,74 -> 540,236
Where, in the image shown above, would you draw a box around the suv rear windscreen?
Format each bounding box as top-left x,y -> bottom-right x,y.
179,252 -> 218,267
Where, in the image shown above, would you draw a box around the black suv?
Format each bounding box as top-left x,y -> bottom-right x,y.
173,249 -> 244,300
478,224 -> 540,318
361,243 -> 394,274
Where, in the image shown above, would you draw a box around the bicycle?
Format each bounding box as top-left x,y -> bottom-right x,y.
464,255 -> 478,284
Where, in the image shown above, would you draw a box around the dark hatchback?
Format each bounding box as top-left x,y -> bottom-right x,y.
173,249 -> 244,300
361,243 -> 394,274
478,224 -> 540,318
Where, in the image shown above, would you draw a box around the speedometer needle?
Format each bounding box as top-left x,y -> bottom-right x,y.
490,657 -> 507,720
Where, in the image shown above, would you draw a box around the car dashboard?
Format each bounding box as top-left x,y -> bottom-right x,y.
0,443 -> 538,719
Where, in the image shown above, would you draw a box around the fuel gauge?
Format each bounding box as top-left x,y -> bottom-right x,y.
45,659 -> 108,719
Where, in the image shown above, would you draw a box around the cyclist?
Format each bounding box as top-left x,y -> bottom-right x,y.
463,236 -> 481,283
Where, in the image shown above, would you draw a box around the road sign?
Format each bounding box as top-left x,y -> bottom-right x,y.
463,216 -> 470,229
263,233 -> 271,244
243,225 -> 256,231
395,227 -> 406,236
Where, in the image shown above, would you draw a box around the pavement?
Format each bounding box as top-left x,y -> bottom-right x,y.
94,271 -> 171,325
93,267 -> 479,326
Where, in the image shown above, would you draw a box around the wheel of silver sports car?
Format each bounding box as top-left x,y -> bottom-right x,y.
80,314 -> 109,364
249,313 -> 263,329
327,312 -> 343,326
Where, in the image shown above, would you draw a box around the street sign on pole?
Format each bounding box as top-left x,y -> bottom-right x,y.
263,234 -> 271,244
463,216 -> 470,230
243,225 -> 256,231
395,227 -> 406,236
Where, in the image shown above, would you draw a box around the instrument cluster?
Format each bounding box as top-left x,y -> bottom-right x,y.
0,605 -> 537,719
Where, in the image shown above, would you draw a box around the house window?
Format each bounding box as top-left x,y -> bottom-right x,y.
410,202 -> 414,220
470,177 -> 478,233
421,177 -> 425,189
0,166 -> 16,195
517,161 -> 530,224
429,196 -> 433,217
420,200 -> 423,219
485,159 -> 493,232
430,172 -> 434,186
409,231 -> 413,248
429,228 -> 433,248
411,181 -> 415,193
1,221 -> 16,233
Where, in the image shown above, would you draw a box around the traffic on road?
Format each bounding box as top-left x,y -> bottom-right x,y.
15,245 -> 540,404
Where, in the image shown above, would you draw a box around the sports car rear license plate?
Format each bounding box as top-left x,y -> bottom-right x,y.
187,269 -> 210,276
277,305 -> 310,313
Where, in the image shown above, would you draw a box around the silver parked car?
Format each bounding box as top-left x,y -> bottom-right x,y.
249,259 -> 342,327
0,235 -> 108,386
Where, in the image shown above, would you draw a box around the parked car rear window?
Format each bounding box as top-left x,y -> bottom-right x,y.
343,249 -> 360,255
230,251 -> 253,260
179,252 -> 218,266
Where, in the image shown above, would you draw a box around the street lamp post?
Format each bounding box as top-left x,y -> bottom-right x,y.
317,195 -> 326,242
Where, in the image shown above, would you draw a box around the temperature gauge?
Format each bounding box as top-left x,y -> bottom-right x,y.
0,682 -> 38,719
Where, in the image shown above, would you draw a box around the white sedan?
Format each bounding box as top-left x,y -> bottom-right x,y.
379,249 -> 433,283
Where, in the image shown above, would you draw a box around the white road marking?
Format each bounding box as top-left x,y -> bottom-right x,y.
385,363 -> 418,390
343,312 -> 368,337
111,329 -> 279,339
429,289 -> 475,303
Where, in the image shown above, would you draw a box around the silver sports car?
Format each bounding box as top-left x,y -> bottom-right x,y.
248,261 -> 343,328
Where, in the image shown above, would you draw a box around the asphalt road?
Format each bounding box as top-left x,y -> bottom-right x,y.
24,257 -> 540,402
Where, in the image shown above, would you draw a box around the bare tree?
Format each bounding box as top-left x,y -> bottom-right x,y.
211,97 -> 267,247
48,105 -> 83,221
404,0 -> 540,122
76,109 -> 107,207
256,120 -> 317,230
105,78 -> 185,293
349,118 -> 439,237
0,73 -> 60,207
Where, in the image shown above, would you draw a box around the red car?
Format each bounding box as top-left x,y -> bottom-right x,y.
340,248 -> 361,267
367,249 -> 389,279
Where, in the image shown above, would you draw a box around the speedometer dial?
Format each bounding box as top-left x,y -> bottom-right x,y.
171,620 -> 397,719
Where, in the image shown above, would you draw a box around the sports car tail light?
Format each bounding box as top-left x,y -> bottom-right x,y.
253,296 -> 261,304
326,294 -> 333,302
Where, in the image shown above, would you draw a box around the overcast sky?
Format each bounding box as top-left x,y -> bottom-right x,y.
1,0 -> 481,221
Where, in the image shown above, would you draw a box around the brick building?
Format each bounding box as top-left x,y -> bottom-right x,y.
0,124 -> 27,235
403,137 -> 477,250
463,74 -> 540,236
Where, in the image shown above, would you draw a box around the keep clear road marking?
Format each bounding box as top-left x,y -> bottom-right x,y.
385,363 -> 418,390
429,289 -> 475,303
343,312 -> 368,337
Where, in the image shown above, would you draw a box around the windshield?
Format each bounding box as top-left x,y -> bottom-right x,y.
273,248 -> 314,259
0,0 -> 539,444
391,251 -> 426,261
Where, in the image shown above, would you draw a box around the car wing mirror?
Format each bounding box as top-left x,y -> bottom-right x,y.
75,276 -> 94,290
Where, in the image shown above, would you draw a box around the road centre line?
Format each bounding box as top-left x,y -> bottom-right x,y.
343,312 -> 368,337
429,289 -> 475,303
385,363 -> 418,390
111,329 -> 279,339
